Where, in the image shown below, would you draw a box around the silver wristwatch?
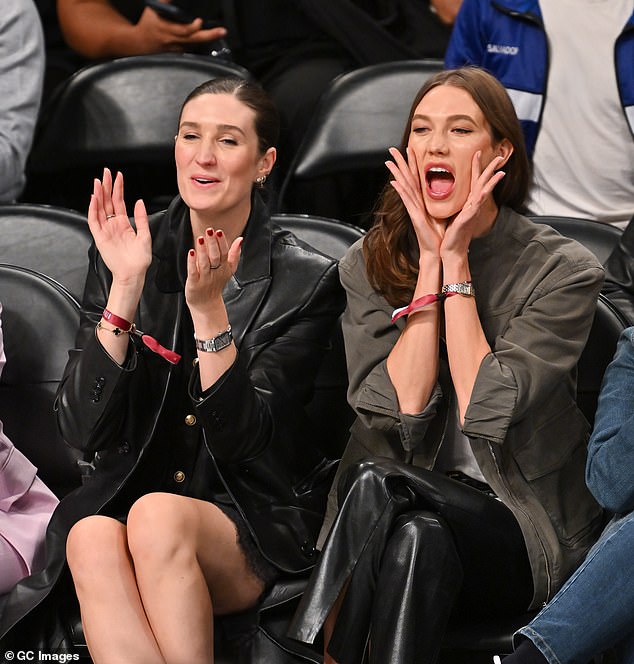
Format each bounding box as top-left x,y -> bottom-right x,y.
194,326 -> 233,352
441,281 -> 475,297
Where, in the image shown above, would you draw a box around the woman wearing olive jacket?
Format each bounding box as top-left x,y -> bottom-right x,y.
290,67 -> 606,664
0,78 -> 344,661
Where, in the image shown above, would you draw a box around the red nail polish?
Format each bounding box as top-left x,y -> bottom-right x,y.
206,228 -> 213,236
189,249 -> 195,257
216,230 -> 223,237
198,236 -> 204,245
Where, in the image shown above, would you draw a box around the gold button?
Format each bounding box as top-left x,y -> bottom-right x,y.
174,471 -> 185,483
192,358 -> 199,367
184,414 -> 196,426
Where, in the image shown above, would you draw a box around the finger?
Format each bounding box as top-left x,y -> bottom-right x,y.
112,171 -> 128,218
215,229 -> 230,263
388,146 -> 421,194
480,170 -> 506,198
389,179 -> 423,220
87,193 -> 102,236
469,150 -> 482,194
133,199 -> 151,239
186,25 -> 228,43
385,156 -> 419,200
204,228 -> 222,267
195,235 -> 210,270
91,178 -> 107,224
186,248 -> 199,279
102,167 -> 114,215
227,237 -> 243,274
407,146 -> 423,191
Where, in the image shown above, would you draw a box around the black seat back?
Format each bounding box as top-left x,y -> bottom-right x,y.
23,53 -> 252,213
272,214 -> 365,460
530,215 -> 622,265
0,204 -> 92,301
0,265 -> 82,498
278,59 -> 443,226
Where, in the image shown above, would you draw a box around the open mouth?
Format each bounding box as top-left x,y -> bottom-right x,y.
425,167 -> 455,197
193,177 -> 220,185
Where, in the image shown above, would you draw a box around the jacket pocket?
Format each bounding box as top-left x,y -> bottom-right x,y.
514,404 -> 603,547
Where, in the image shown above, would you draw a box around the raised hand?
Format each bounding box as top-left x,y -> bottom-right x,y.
440,151 -> 506,258
386,146 -> 446,257
185,228 -> 242,315
137,7 -> 227,53
88,168 -> 152,288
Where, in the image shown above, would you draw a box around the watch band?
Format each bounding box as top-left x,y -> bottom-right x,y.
194,325 -> 233,352
441,281 -> 475,297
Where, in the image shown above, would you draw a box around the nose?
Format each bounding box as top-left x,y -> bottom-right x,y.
195,137 -> 217,165
428,130 -> 448,155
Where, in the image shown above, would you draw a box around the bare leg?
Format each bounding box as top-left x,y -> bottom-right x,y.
66,515 -> 165,664
323,578 -> 349,664
125,492 -> 266,664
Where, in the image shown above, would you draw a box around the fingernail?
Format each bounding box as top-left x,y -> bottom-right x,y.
216,230 -> 223,237
197,236 -> 204,245
189,249 -> 195,257
206,228 -> 213,236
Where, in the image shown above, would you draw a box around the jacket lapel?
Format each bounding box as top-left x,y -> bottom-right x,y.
223,195 -> 273,347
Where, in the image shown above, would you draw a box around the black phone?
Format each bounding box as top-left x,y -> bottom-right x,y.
144,0 -> 219,29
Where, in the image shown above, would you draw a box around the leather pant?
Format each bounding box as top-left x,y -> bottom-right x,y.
289,457 -> 533,664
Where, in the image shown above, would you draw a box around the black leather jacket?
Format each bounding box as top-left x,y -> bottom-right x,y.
0,193 -> 344,648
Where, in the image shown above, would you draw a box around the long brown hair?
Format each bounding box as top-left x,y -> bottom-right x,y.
364,67 -> 531,307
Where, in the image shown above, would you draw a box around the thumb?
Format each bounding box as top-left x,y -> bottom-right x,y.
227,237 -> 243,274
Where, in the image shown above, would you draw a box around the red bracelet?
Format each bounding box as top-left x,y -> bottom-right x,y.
100,309 -> 181,365
102,308 -> 133,333
391,291 -> 456,323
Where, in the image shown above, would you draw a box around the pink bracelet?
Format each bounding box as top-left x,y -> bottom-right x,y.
100,309 -> 181,365
391,291 -> 456,323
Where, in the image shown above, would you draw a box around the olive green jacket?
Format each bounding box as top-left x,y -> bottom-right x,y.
323,206 -> 605,609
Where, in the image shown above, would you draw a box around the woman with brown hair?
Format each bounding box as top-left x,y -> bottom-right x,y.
289,67 -> 606,664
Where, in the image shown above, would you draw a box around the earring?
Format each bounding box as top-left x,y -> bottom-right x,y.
255,175 -> 267,189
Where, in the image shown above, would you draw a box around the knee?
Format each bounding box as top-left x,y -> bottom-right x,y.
340,458 -> 395,496
126,492 -> 196,567
388,512 -> 459,566
339,457 -> 416,507
66,515 -> 125,582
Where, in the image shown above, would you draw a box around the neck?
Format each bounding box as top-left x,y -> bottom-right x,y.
472,198 -> 499,238
189,198 -> 252,245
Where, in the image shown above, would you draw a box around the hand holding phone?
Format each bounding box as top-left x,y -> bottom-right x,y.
144,0 -> 219,30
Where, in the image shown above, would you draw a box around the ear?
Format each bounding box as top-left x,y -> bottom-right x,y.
496,138 -> 513,169
257,147 -> 276,178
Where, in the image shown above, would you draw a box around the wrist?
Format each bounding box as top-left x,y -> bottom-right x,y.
191,307 -> 230,339
440,255 -> 470,283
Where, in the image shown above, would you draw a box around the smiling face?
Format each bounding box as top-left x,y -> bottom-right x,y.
407,84 -> 510,223
175,92 -> 275,229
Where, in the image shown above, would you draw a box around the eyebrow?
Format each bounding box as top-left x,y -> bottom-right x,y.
179,121 -> 247,135
412,113 -> 476,123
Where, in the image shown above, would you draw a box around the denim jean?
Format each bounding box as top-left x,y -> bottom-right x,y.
516,512 -> 634,664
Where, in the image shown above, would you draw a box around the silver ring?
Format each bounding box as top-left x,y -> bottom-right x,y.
106,214 -> 116,220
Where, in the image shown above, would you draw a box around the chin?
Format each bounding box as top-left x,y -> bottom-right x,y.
425,197 -> 463,222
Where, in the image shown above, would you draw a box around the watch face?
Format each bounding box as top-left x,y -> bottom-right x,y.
214,331 -> 232,351
195,327 -> 233,352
